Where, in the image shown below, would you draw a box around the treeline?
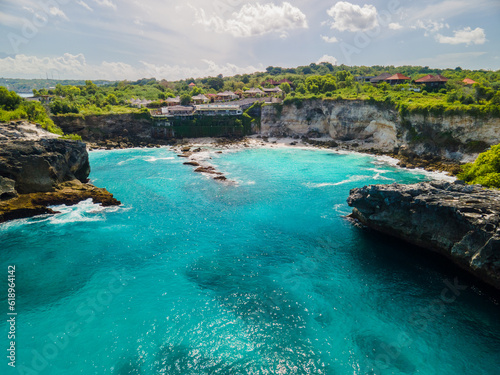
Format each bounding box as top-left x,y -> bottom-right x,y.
0,78 -> 111,93
0,87 -> 79,138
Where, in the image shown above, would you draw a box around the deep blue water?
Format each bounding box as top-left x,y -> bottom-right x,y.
1,147 -> 499,375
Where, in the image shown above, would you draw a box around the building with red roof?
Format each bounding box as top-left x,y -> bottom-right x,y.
415,74 -> 449,89
462,78 -> 477,85
384,73 -> 411,85
261,79 -> 280,87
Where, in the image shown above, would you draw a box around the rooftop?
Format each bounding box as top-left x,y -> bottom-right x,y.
385,73 -> 411,81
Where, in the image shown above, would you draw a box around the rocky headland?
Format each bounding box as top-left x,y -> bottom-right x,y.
347,181 -> 500,290
0,121 -> 120,223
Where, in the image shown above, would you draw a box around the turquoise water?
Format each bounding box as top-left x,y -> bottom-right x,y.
1,147 -> 499,375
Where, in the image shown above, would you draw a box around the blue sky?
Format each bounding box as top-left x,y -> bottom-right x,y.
0,0 -> 499,80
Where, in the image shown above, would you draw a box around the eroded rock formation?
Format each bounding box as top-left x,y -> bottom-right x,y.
347,181 -> 500,290
0,122 -> 120,223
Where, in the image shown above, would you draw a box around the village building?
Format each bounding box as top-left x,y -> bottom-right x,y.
191,94 -> 209,104
414,74 -> 449,89
370,73 -> 392,84
355,76 -> 375,83
462,78 -> 477,85
244,88 -> 264,97
384,73 -> 411,85
165,96 -> 181,106
165,105 -> 195,116
129,98 -> 153,108
262,87 -> 283,95
188,82 -> 196,89
195,104 -> 243,116
278,79 -> 294,87
216,91 -> 239,102
261,79 -> 280,87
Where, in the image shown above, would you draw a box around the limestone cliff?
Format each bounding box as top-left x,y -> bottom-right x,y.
0,121 -> 120,223
261,100 -> 500,162
52,113 -> 154,146
347,181 -> 500,290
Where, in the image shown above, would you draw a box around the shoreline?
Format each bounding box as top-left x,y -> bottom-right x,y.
88,135 -> 457,183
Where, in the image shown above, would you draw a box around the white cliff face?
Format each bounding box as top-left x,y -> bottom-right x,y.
261,100 -> 399,152
261,100 -> 500,159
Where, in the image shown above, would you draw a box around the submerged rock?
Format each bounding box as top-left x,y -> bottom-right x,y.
347,181 -> 500,290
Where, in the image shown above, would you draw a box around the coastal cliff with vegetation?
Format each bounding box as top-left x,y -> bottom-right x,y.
0,121 -> 120,223
261,99 -> 500,171
347,181 -> 500,290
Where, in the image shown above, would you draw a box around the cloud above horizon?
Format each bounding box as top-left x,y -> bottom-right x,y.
193,2 -> 308,38
436,27 -> 486,46
0,53 -> 262,80
326,2 -> 379,32
0,0 -> 498,79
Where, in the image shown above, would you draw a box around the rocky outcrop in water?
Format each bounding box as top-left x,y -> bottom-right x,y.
0,122 -> 120,223
347,181 -> 500,290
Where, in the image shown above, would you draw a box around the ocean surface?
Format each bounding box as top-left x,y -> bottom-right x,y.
1,147 -> 499,375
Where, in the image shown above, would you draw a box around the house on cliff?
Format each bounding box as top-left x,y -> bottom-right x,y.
244,88 -> 264,97
415,74 -> 449,89
384,73 -> 411,85
191,94 -> 209,104
216,91 -> 238,102
370,73 -> 392,84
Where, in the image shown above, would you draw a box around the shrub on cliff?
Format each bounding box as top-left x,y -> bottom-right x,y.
458,144 -> 500,188
0,87 -> 21,111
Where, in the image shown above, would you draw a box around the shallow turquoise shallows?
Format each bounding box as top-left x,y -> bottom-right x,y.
1,147 -> 499,375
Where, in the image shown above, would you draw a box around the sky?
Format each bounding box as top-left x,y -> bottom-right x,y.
0,0 -> 499,80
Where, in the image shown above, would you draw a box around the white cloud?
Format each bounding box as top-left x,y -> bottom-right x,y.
326,1 -> 378,32
321,35 -> 338,43
91,0 -> 116,11
22,6 -> 35,14
76,1 -> 93,12
49,7 -> 68,20
436,27 -> 486,46
414,19 -> 448,36
316,54 -> 337,65
194,2 -> 308,38
388,23 -> 402,30
0,53 -> 261,81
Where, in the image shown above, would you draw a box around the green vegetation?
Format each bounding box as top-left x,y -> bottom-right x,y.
1,62 -> 500,130
0,87 -> 62,134
458,145 -> 500,188
60,134 -> 83,141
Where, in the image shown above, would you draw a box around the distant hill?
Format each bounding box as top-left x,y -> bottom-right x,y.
0,78 -> 113,93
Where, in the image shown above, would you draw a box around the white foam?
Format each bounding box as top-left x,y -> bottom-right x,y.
333,203 -> 351,215
373,173 -> 395,181
304,175 -> 372,188
144,156 -> 175,162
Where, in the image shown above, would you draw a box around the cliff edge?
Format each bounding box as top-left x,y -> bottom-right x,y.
347,181 -> 500,290
0,121 -> 120,223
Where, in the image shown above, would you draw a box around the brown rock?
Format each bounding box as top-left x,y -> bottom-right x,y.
183,161 -> 200,166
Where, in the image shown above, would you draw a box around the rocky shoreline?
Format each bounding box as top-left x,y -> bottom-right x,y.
0,122 -> 120,224
347,181 -> 500,290
86,135 -> 462,177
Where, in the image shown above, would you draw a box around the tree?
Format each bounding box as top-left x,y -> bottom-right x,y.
458,144 -> 500,188
85,80 -> 97,95
105,93 -> 118,105
207,77 -> 224,91
180,94 -> 191,106
0,87 -> 21,110
280,82 -> 291,94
